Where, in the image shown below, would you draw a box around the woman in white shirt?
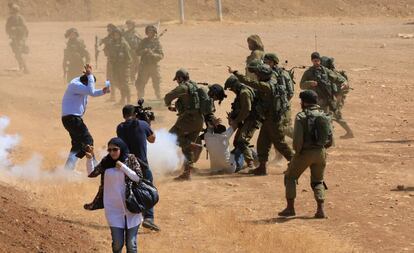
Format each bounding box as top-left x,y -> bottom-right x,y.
85,138 -> 143,253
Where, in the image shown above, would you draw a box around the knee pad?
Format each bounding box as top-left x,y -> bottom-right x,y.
311,181 -> 328,190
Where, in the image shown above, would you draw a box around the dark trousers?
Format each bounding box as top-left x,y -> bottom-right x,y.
62,115 -> 93,158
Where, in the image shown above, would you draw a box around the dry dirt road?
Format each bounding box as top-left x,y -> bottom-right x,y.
0,18 -> 413,252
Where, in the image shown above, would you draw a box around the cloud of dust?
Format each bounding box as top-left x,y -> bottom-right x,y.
0,116 -> 83,182
147,129 -> 183,175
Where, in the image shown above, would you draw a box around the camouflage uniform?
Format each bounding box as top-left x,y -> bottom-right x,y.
246,35 -> 264,80
225,75 -> 260,168
136,25 -> 164,99
123,20 -> 142,83
63,28 -> 90,82
320,56 -> 353,138
279,90 -> 331,218
100,24 -> 116,100
5,4 -> 29,73
233,64 -> 294,175
107,29 -> 132,104
165,78 -> 205,179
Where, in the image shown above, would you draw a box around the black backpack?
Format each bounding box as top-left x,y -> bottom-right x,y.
305,110 -> 333,148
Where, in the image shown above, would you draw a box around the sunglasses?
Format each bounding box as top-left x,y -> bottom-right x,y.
107,147 -> 120,152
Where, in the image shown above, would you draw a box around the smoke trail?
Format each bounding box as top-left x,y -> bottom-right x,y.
0,116 -> 83,182
147,129 -> 183,175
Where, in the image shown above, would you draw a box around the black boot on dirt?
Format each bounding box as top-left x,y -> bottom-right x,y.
142,218 -> 161,232
174,165 -> 192,181
278,199 -> 296,217
314,201 -> 327,219
248,162 -> 267,176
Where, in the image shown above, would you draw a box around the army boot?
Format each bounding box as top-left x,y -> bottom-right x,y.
174,164 -> 192,181
248,162 -> 267,176
314,200 -> 327,219
278,198 -> 296,217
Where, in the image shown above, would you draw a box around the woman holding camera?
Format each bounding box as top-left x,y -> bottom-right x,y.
85,138 -> 142,253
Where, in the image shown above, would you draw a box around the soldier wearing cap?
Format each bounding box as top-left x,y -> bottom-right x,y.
300,52 -> 353,139
264,53 -> 294,138
123,20 -> 142,82
228,62 -> 294,175
6,3 -> 29,74
100,23 -> 117,101
278,90 -> 332,219
63,28 -> 91,82
107,27 -> 132,105
224,75 -> 260,171
165,69 -> 222,180
320,56 -> 354,139
135,25 -> 164,100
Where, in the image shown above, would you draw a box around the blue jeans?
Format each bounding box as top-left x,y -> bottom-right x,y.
142,167 -> 154,220
110,225 -> 139,253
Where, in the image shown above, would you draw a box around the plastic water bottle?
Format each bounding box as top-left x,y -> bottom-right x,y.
105,80 -> 111,88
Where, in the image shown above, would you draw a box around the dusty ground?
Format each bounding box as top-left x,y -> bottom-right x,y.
0,17 -> 414,252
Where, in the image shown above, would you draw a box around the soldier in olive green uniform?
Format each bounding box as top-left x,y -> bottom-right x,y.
100,24 -> 117,101
321,56 -> 354,139
245,35 -> 265,80
278,90 -> 332,219
264,53 -> 294,138
225,75 -> 260,171
5,4 -> 29,74
228,63 -> 294,176
107,28 -> 132,105
165,69 -> 224,181
123,20 -> 142,83
300,52 -> 353,139
63,28 -> 91,82
136,25 -> 164,99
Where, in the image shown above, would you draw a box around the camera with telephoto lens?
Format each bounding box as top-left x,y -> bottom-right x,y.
134,99 -> 155,124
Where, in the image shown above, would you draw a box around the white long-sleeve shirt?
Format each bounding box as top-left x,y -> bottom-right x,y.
86,158 -> 143,229
61,74 -> 104,117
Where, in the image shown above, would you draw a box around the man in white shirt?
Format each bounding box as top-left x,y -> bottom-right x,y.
61,64 -> 110,170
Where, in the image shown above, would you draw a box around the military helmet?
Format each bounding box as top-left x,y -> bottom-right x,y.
299,90 -> 318,104
247,59 -> 263,72
208,84 -> 227,104
224,75 -> 241,90
320,56 -> 335,70
125,20 -> 136,27
264,53 -> 279,64
173,68 -> 189,81
257,64 -> 273,77
145,25 -> 158,34
107,23 -> 117,33
64,28 -> 79,39
112,27 -> 123,36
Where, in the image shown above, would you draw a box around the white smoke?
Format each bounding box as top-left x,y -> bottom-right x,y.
148,129 -> 183,175
0,116 -> 83,182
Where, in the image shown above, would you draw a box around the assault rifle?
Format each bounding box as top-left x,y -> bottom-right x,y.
94,35 -> 99,69
314,70 -> 338,114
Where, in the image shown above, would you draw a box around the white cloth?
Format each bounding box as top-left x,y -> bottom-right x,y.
62,74 -> 104,117
204,127 -> 237,173
87,159 -> 143,229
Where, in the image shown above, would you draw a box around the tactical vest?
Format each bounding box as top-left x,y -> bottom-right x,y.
301,107 -> 333,149
313,67 -> 337,99
175,81 -> 213,115
255,78 -> 288,121
230,85 -> 257,120
109,39 -> 129,64
64,39 -> 84,64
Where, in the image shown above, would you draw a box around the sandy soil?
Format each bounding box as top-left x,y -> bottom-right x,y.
0,17 -> 413,252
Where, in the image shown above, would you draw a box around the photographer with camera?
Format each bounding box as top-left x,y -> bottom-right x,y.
117,104 -> 159,231
61,64 -> 110,170
84,102 -> 159,231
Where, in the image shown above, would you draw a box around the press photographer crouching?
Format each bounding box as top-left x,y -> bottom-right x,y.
84,101 -> 160,231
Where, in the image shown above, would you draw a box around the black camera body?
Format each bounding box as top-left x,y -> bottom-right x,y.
135,99 -> 155,124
